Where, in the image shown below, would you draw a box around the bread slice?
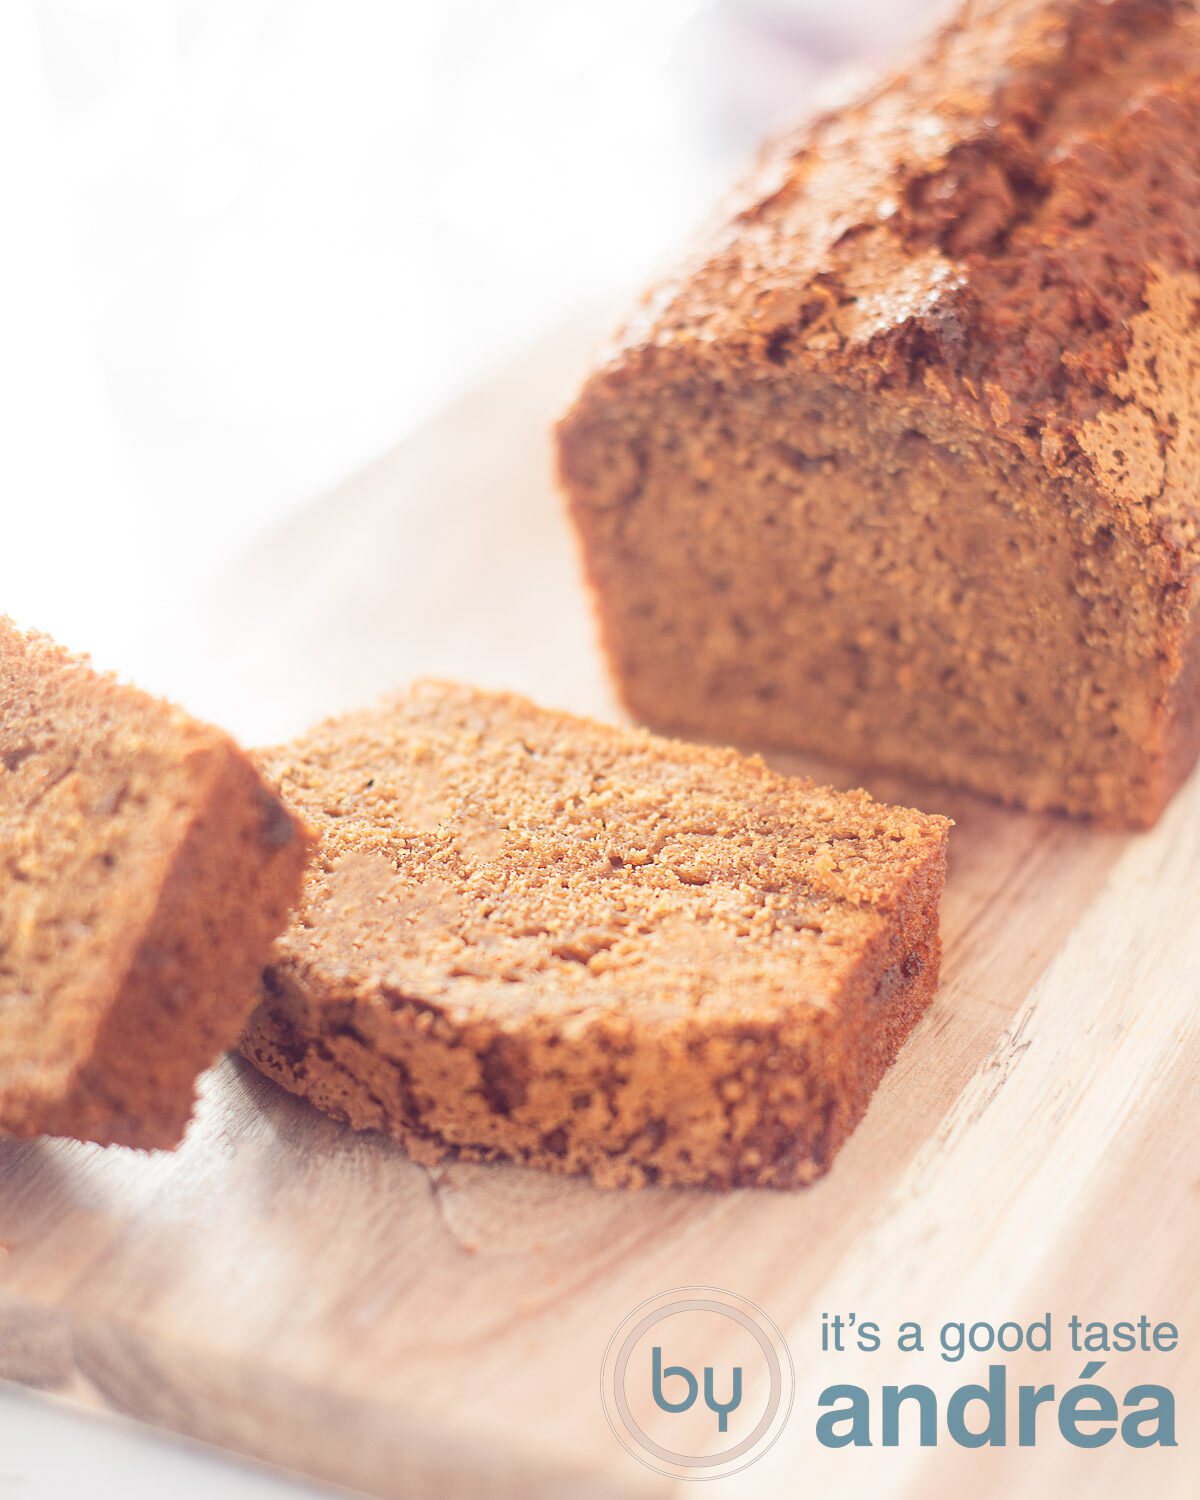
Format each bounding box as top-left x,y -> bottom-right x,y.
557,0 -> 1200,828
0,619 -> 312,1148
240,681 -> 949,1189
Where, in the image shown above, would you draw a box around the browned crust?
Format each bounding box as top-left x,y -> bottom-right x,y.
577,0 -> 1200,502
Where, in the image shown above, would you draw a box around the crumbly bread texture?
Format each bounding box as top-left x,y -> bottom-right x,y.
240,681 -> 949,1190
0,619 -> 312,1148
558,0 -> 1200,828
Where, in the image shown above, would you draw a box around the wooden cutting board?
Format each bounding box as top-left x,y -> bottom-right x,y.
1,319 -> 1197,1500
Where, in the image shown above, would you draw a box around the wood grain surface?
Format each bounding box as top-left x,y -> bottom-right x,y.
0,320 -> 1196,1499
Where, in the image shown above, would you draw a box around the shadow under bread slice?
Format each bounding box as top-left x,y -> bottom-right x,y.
242,681 -> 950,1190
0,617 -> 313,1149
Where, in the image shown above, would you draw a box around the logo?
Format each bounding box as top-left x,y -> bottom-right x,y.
601,1287 -> 795,1480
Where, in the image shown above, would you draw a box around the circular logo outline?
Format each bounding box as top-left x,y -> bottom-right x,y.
600,1286 -> 795,1481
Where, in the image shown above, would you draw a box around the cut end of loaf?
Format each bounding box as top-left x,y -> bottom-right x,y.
556,0 -> 1200,828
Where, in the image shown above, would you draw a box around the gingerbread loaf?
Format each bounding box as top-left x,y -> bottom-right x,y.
240,681 -> 949,1190
0,619 -> 312,1148
557,0 -> 1200,828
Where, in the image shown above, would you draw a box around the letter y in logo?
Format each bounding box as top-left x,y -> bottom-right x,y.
705,1365 -> 743,1432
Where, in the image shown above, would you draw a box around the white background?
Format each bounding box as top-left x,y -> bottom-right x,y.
0,1 -> 937,1493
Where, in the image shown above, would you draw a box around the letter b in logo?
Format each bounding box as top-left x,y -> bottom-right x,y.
652,1347 -> 699,1413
